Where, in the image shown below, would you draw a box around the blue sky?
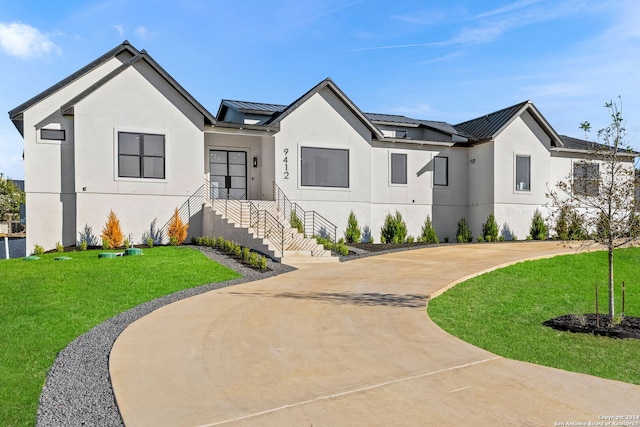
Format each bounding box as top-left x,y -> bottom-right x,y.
1,0 -> 639,180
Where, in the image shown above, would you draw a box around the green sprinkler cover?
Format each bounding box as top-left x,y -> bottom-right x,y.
98,252 -> 118,259
54,256 -> 72,261
124,248 -> 143,256
24,256 -> 41,261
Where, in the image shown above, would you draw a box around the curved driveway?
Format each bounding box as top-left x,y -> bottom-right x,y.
110,242 -> 640,426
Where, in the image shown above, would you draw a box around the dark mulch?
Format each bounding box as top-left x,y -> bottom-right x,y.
543,314 -> 640,340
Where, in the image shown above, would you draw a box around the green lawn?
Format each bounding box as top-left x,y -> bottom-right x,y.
0,246 -> 241,427
428,247 -> 640,385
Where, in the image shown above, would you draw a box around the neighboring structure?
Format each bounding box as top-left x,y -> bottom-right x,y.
8,41 -> 635,256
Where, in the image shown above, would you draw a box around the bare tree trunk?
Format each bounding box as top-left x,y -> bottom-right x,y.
608,246 -> 615,316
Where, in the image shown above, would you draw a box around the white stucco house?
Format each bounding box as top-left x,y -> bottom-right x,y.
9,41 -> 632,259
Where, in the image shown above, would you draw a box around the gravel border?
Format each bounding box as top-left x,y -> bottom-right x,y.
36,247 -> 295,427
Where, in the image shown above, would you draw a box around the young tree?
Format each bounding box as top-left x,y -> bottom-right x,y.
167,207 -> 189,245
482,213 -> 499,242
418,215 -> 439,244
529,209 -> 548,240
344,211 -> 361,243
0,175 -> 24,221
101,210 -> 124,249
546,98 -> 639,316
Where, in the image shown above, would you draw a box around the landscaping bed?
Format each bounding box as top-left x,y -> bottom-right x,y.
543,314 -> 640,340
349,242 -> 431,252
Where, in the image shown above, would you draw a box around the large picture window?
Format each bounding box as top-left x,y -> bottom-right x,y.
118,132 -> 165,179
390,153 -> 407,184
573,162 -> 599,196
301,147 -> 349,188
434,156 -> 448,186
515,155 -> 530,191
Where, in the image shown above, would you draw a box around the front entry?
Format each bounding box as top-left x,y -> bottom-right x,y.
209,150 -> 247,199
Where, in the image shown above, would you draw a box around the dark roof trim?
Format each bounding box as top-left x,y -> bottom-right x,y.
554,135 -> 639,157
60,49 -> 216,125
8,41 -> 140,135
455,100 -> 564,147
266,78 -> 384,140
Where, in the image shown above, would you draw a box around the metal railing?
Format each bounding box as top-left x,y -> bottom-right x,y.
273,182 -> 337,242
159,183 -> 207,244
204,179 -> 285,257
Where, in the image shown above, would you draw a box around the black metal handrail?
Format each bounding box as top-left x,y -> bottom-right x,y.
205,179 -> 285,256
159,183 -> 207,243
272,181 -> 337,242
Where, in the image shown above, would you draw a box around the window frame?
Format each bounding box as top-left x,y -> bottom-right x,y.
300,146 -> 350,188
515,154 -> 531,192
434,155 -> 449,186
573,162 -> 600,196
40,128 -> 66,141
117,131 -> 166,180
390,152 -> 408,185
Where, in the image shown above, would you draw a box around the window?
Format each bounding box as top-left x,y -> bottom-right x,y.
118,132 -> 165,179
390,153 -> 407,184
40,128 -> 65,141
434,156 -> 448,186
515,155 -> 530,191
573,162 -> 599,196
301,147 -> 349,188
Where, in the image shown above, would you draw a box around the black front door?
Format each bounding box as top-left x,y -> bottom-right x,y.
209,150 -> 247,199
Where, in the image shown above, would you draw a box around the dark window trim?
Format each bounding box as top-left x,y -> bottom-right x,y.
300,146 -> 350,188
118,132 -> 165,179
515,154 -> 531,192
434,155 -> 449,186
40,128 -> 66,141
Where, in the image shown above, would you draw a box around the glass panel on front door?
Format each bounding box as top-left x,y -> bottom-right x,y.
210,150 -> 247,199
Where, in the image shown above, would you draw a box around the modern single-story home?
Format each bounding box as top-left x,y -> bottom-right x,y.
8,41 -> 632,260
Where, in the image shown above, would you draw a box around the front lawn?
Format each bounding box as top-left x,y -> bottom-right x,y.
0,246 -> 241,427
428,247 -> 640,385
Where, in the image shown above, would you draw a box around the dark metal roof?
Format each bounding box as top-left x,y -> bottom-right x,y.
559,135 -> 639,155
221,100 -> 286,115
365,112 -> 473,140
455,101 -> 529,141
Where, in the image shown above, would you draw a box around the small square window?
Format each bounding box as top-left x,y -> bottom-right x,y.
573,162 -> 599,196
118,132 -> 165,179
40,129 -> 65,141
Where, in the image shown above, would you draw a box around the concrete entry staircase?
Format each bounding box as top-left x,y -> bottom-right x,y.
203,198 -> 338,264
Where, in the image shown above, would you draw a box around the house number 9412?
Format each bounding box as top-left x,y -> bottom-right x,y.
283,148 -> 289,179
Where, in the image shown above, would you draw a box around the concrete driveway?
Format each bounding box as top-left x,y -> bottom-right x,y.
110,242 -> 640,426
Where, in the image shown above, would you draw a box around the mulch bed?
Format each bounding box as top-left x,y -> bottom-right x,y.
543,314 -> 640,340
349,242 -> 432,253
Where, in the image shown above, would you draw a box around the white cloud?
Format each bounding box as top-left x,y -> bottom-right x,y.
0,21 -> 60,59
113,24 -> 125,38
135,26 -> 148,39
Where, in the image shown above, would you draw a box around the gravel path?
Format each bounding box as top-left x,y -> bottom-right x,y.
36,247 -> 295,427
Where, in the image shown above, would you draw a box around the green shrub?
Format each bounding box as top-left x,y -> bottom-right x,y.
477,235 -> 484,243
242,247 -> 251,262
569,211 -> 587,240
79,240 -> 88,251
233,244 -> 243,258
33,244 -> 45,256
102,239 -> 109,250
406,235 -> 415,243
443,236 -> 449,243
315,235 -> 349,256
123,238 -> 131,249
344,211 -> 361,244
482,213 -> 499,242
147,237 -> 155,248
512,235 -> 518,241
529,209 -> 547,240
498,235 -> 505,242
290,211 -> 304,234
555,206 -> 570,240
259,255 -> 267,270
380,211 -> 408,244
418,215 -> 439,244
456,217 -> 472,243
55,241 -> 64,253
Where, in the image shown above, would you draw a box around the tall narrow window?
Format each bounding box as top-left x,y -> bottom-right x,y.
118,132 -> 165,179
390,153 -> 407,184
301,147 -> 349,188
515,155 -> 530,191
573,162 -> 599,196
434,156 -> 448,186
